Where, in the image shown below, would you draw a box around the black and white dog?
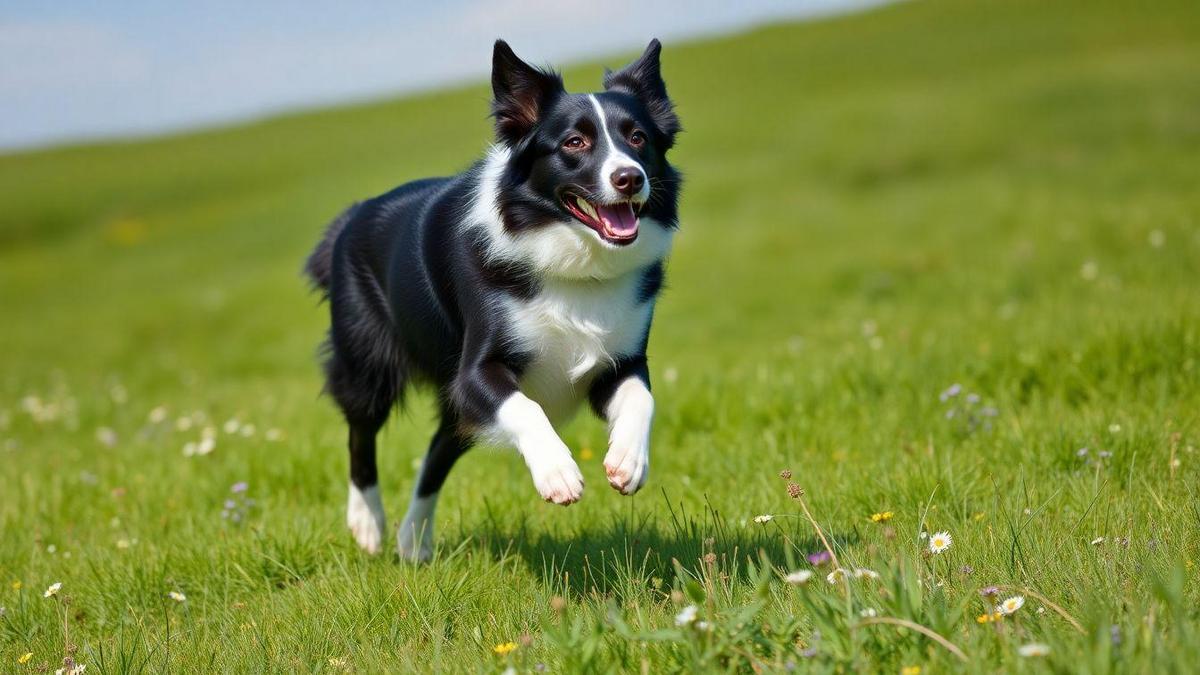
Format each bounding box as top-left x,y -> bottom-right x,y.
305,39 -> 681,561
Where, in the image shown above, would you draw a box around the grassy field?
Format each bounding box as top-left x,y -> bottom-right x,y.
3,0 -> 1200,671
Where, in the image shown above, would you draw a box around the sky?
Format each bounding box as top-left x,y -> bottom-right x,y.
0,1 -> 886,151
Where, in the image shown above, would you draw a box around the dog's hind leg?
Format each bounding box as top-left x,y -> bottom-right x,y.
325,348 -> 400,555
398,411 -> 471,563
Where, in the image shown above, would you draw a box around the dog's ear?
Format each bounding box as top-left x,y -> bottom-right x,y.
603,39 -> 681,147
491,40 -> 565,144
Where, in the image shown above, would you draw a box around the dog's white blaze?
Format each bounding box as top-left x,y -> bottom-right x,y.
588,94 -> 650,204
604,377 -> 654,494
489,392 -> 584,504
466,146 -> 672,281
346,483 -> 386,554
397,488 -> 437,563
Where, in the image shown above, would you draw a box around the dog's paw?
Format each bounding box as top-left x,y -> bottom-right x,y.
347,484 -> 386,554
604,445 -> 648,495
530,455 -> 585,505
397,526 -> 433,563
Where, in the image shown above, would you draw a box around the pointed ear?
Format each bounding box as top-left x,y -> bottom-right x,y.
603,39 -> 681,145
491,40 -> 565,144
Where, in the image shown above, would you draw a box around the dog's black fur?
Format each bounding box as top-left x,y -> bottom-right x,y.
306,39 -> 681,559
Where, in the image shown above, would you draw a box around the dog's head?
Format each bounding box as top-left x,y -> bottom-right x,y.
481,40 -> 681,276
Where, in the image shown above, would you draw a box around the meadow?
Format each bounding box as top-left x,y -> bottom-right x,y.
2,0 -> 1199,671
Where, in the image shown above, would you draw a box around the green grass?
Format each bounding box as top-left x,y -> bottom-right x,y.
3,0 -> 1200,671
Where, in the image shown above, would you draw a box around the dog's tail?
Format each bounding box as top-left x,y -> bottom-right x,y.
304,203 -> 359,294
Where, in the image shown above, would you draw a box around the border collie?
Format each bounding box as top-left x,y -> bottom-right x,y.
305,39 -> 681,561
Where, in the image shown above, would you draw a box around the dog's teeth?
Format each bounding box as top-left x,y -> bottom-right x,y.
575,196 -> 597,219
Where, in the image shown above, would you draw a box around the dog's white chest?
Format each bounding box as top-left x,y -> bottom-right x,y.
504,274 -> 652,426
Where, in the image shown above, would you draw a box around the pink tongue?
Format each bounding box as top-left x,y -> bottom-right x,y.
597,203 -> 638,236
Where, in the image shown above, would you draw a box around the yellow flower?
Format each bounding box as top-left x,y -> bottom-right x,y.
901,667 -> 921,675
493,642 -> 518,656
10,580 -> 21,590
870,511 -> 894,523
976,612 -> 1003,624
18,652 -> 33,664
579,447 -> 594,461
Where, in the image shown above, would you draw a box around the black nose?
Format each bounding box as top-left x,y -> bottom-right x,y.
610,167 -> 645,197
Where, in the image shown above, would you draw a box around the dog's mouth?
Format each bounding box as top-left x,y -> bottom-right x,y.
562,193 -> 641,245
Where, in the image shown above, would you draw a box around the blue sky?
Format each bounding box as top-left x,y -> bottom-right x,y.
0,1 -> 884,150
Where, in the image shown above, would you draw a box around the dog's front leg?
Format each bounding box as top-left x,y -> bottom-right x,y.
455,361 -> 584,505
591,358 -> 653,495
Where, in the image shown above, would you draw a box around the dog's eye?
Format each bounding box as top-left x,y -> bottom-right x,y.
562,135 -> 588,150
628,130 -> 647,148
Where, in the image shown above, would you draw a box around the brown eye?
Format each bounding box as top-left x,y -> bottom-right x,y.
629,130 -> 647,148
563,135 -> 588,150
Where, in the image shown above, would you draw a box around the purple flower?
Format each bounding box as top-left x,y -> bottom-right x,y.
980,585 -> 1000,597
230,482 -> 249,493
939,384 -> 962,402
806,551 -> 832,566
224,499 -> 237,510
959,565 -> 974,576
966,393 -> 980,404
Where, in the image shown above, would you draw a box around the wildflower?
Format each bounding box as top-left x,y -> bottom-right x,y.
859,607 -> 877,618
148,406 -> 168,424
1076,447 -> 1089,458
870,511 -> 894,523
197,437 -> 216,455
1091,537 -> 1105,546
578,447 -> 593,460
778,469 -> 792,480
1110,625 -> 1122,646
754,514 -> 773,524
806,551 -> 832,566
19,653 -> 33,664
11,580 -> 21,590
901,667 -> 921,675
44,582 -> 62,598
1017,643 -> 1050,657
979,585 -> 999,597
939,384 -> 962,401
919,531 -> 928,540
116,539 -> 131,549
784,570 -> 814,585
826,568 -> 848,584
960,565 -> 974,576
223,418 -> 241,434
493,642 -> 518,656
1037,606 -> 1046,614
675,604 -> 698,626
997,595 -> 1025,615
95,427 -> 117,448
230,482 -> 249,494
1098,450 -> 1112,459
786,483 -> 803,499
265,428 -> 284,442
56,664 -> 87,675
168,591 -> 186,603
695,621 -> 711,631
976,612 -> 1003,624
929,531 -> 952,554
853,568 -> 880,580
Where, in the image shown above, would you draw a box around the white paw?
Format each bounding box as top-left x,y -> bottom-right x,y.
397,493 -> 436,563
347,483 -> 386,554
529,453 -> 585,505
604,444 -> 648,495
397,524 -> 433,563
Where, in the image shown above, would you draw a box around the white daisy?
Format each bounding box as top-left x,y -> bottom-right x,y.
784,570 -> 814,585
1091,537 -> 1105,546
929,531 -> 952,554
853,568 -> 880,580
859,607 -> 878,618
674,604 -> 698,626
168,590 -> 186,603
753,515 -> 773,524
997,595 -> 1025,615
44,582 -> 62,598
826,568 -> 848,584
1018,643 -> 1050,657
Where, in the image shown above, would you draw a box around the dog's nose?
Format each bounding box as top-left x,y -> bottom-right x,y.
610,167 -> 645,197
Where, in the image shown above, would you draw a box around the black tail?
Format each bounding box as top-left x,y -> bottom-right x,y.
305,204 -> 359,294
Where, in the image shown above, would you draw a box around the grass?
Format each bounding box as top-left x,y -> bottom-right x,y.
2,0 -> 1199,671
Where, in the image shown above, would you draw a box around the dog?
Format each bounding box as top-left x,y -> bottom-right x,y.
305,39 -> 681,561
